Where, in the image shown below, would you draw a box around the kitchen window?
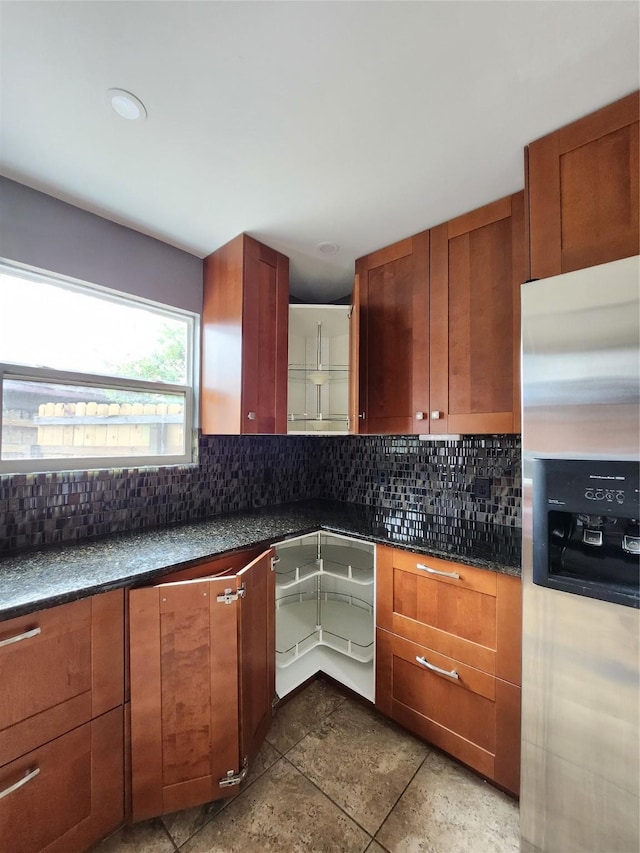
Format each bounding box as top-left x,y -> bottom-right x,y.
0,261 -> 199,473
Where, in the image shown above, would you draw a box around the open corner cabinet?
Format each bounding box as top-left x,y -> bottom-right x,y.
273,531 -> 375,702
287,304 -> 351,434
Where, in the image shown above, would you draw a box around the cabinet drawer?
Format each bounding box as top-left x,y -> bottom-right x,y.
376,545 -> 497,674
376,628 -> 496,779
376,628 -> 520,794
0,590 -> 124,766
0,707 -> 124,853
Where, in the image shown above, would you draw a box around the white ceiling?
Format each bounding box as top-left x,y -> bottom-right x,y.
1,1 -> 638,301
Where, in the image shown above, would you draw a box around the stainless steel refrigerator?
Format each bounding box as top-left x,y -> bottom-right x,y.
520,255 -> 640,853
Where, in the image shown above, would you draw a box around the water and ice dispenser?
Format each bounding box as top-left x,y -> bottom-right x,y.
533,458 -> 640,608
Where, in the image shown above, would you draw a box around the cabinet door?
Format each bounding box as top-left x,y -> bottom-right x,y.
527,91 -> 639,278
430,192 -> 526,435
349,273 -> 362,432
242,236 -> 289,434
129,549 -> 274,821
237,551 -> 275,766
0,707 -> 123,853
355,232 -> 429,434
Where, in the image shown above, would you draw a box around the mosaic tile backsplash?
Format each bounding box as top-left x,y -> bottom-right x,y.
0,434 -> 521,554
315,435 -> 521,528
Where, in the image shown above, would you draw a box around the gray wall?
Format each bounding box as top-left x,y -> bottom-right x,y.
0,177 -> 203,314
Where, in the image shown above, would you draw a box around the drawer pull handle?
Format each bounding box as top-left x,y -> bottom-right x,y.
415,655 -> 459,680
0,626 -> 41,649
416,563 -> 460,580
0,767 -> 40,800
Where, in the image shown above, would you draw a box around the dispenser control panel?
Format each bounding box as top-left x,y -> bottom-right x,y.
543,459 -> 639,517
533,457 -> 639,609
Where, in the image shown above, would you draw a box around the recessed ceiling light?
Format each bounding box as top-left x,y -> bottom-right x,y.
106,88 -> 147,121
316,242 -> 339,256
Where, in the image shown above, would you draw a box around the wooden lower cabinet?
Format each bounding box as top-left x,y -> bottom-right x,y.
375,545 -> 522,795
0,591 -> 124,767
0,707 -> 124,853
376,628 -> 520,795
0,590 -> 125,853
129,548 -> 275,821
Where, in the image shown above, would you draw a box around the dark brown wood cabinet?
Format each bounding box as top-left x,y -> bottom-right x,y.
353,194 -> 525,437
0,591 -> 125,853
527,91 -> 639,279
354,232 -> 430,434
129,548 -> 275,821
202,234 -> 289,434
0,709 -> 124,853
430,192 -> 526,434
375,545 -> 522,796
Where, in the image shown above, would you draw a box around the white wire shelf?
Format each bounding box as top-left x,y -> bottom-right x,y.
288,365 -> 349,374
275,594 -> 374,668
275,544 -> 374,589
287,414 -> 349,422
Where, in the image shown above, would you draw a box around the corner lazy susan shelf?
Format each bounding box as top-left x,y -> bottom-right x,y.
273,531 -> 375,701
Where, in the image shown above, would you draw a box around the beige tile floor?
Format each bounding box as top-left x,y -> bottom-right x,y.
95,678 -> 519,852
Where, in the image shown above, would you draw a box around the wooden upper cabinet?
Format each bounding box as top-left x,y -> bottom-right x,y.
527,91 -> 639,279
128,549 -> 275,822
354,232 -> 430,434
430,192 -> 526,435
202,234 -> 289,434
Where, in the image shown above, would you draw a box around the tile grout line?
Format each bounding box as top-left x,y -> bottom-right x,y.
170,689 -> 346,850
265,692 -> 347,754
370,746 -> 433,849
160,818 -> 180,852
170,689 -> 412,852
281,752 -> 377,845
280,691 -> 431,846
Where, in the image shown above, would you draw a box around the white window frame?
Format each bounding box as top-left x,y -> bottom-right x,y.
0,261 -> 199,474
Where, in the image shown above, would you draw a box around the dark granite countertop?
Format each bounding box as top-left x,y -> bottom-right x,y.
0,499 -> 521,622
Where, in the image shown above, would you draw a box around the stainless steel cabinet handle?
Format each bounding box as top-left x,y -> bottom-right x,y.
431,410 -> 442,420
415,656 -> 459,680
0,626 -> 41,649
0,767 -> 40,800
416,563 -> 460,580
359,412 -> 365,419
247,412 -> 257,421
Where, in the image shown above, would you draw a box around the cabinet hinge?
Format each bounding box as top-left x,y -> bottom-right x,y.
216,582 -> 246,604
271,556 -> 280,572
219,757 -> 249,788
